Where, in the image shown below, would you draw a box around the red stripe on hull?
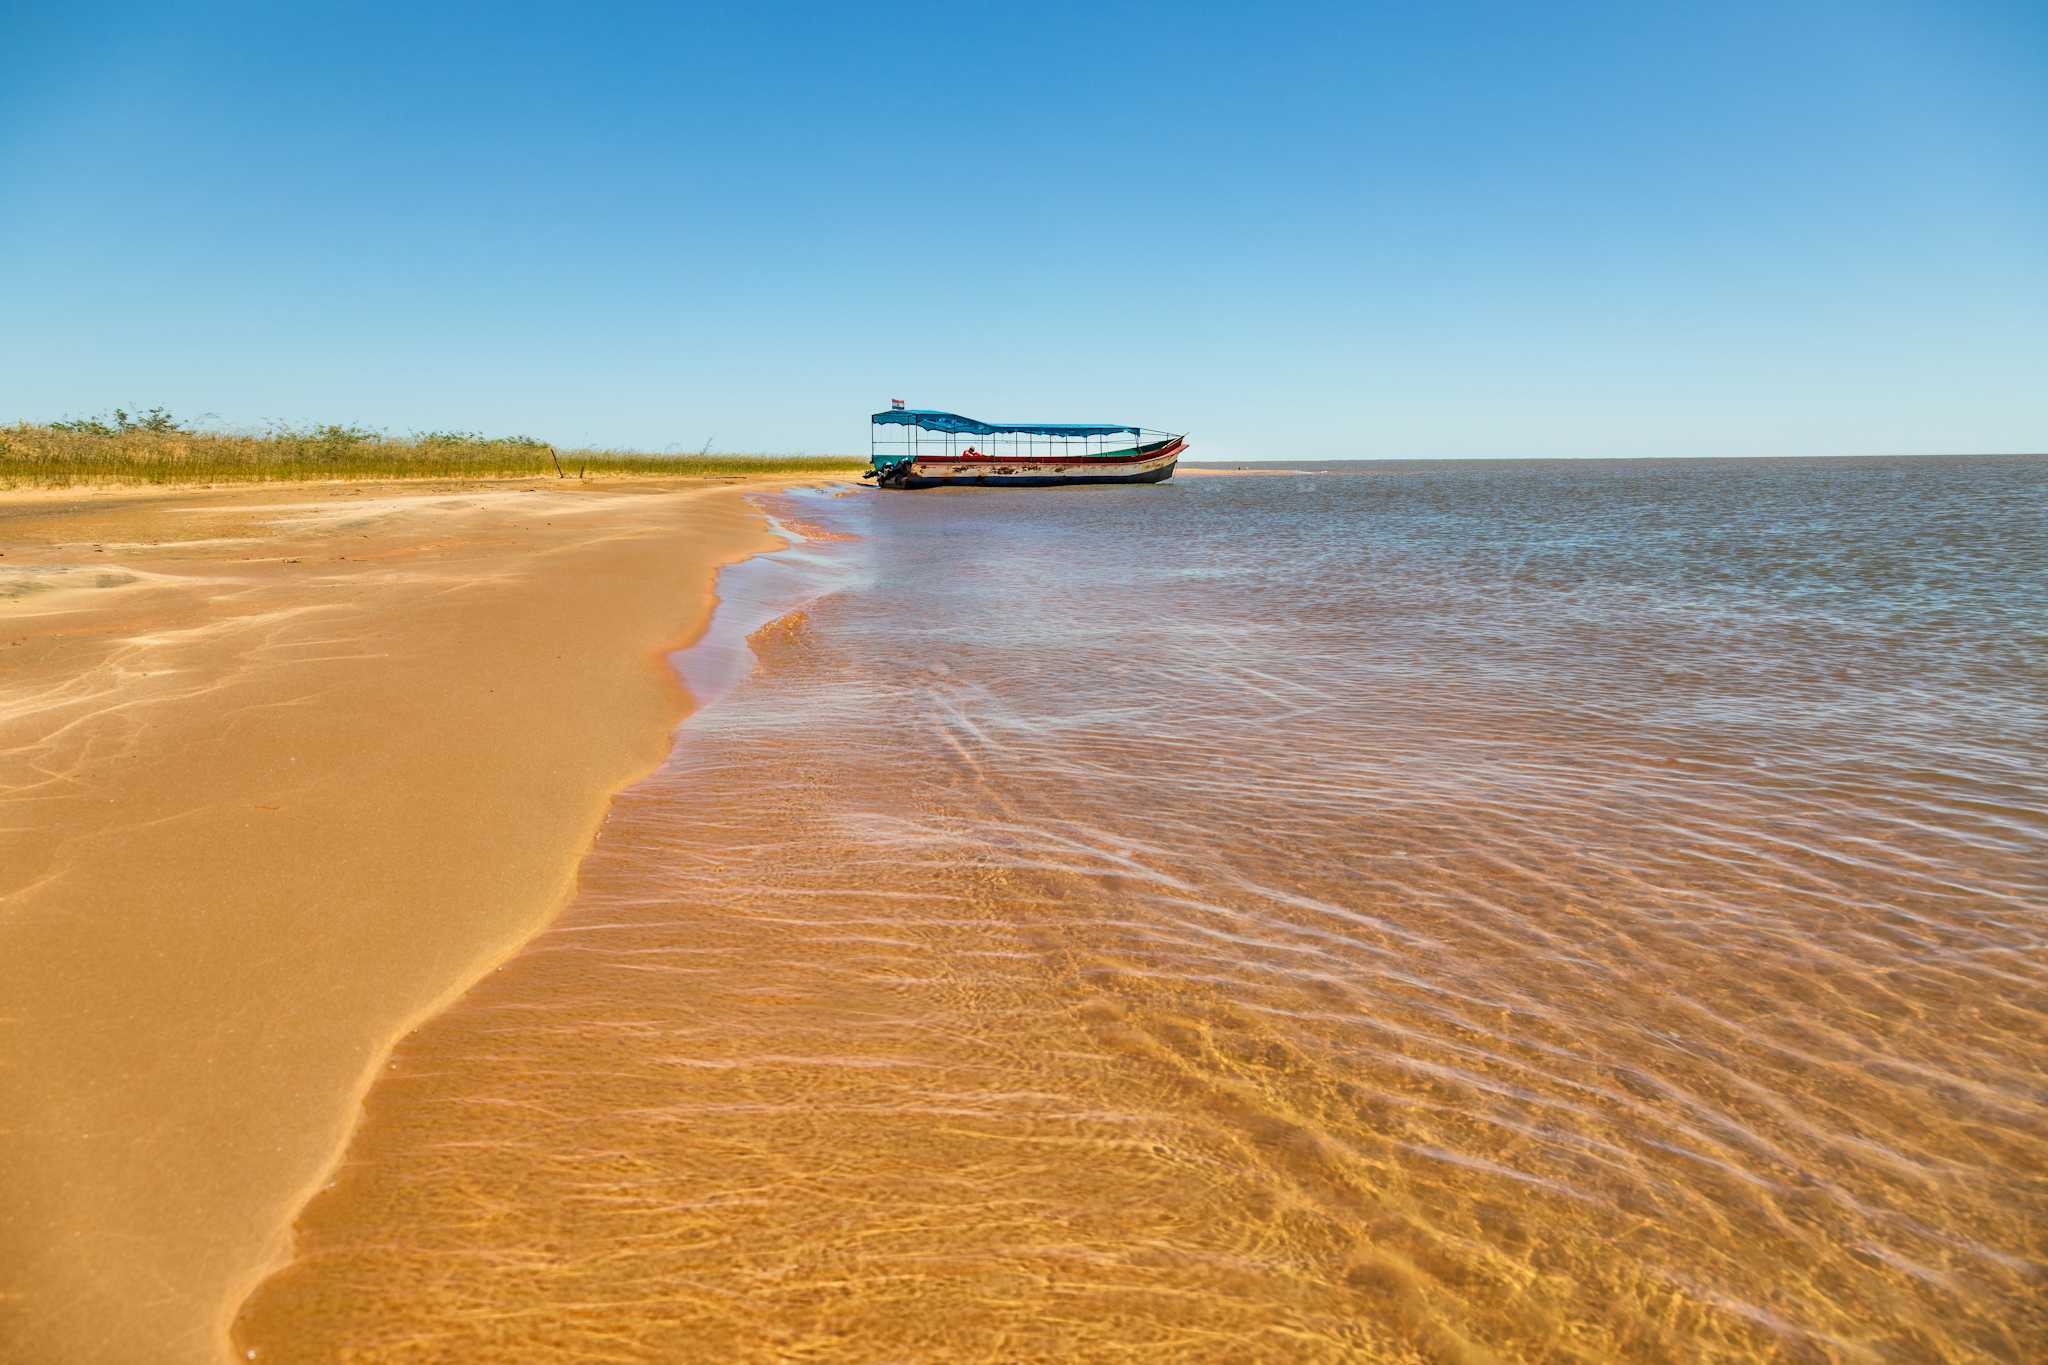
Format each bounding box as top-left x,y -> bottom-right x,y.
913,436 -> 1186,468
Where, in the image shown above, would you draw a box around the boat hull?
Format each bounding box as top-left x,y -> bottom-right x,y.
876,436 -> 1184,490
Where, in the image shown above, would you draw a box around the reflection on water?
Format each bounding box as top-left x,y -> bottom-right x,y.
238,459 -> 2047,1360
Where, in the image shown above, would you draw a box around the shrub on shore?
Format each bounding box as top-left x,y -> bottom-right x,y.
0,417 -> 861,487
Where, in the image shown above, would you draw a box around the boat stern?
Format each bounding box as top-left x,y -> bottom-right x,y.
863,454 -> 916,487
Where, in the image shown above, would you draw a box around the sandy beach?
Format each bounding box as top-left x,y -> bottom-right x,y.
0,478 -> 802,1363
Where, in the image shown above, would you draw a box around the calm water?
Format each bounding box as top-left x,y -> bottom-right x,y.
240,458 -> 2047,1361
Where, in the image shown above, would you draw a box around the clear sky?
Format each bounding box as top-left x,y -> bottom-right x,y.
3,1 -> 2042,458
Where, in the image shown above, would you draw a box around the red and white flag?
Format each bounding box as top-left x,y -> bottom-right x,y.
890,398 -> 906,410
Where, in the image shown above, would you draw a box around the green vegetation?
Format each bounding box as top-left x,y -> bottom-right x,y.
48,405 -> 187,436
2,413 -> 862,488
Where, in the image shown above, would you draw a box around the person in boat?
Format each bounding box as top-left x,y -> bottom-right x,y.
961,445 -> 982,459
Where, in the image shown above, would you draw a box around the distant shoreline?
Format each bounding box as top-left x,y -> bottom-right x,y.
1180,452 -> 2047,466
1178,465 -> 1313,476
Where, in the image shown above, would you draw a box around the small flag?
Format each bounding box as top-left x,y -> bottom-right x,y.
890,398 -> 905,410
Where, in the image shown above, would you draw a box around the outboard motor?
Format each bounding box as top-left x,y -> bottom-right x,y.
866,456 -> 913,489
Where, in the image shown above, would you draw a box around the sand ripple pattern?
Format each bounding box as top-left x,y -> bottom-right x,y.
239,459 -> 2047,1361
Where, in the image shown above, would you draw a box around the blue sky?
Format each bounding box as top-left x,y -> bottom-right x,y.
3,1 -> 2042,458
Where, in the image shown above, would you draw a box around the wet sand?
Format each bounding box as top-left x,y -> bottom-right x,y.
0,479 -> 802,1363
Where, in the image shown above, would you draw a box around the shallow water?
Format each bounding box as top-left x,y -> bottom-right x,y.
238,458 -> 2048,1361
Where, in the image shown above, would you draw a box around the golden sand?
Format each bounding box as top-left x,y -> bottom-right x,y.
0,479 -> 797,1363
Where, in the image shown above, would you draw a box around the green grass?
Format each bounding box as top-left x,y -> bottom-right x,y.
1,421 -> 864,488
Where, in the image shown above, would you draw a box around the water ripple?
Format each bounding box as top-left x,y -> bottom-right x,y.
241,459 -> 2048,1361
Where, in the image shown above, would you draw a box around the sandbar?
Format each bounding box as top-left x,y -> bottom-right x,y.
0,477 -> 811,1363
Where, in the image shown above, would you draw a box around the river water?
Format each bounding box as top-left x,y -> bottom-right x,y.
238,458 -> 2047,1361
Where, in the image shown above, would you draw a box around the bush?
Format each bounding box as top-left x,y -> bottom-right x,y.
418,430 -> 548,449
118,407 -> 183,433
48,407 -> 185,436
49,416 -> 118,436
301,423 -> 380,447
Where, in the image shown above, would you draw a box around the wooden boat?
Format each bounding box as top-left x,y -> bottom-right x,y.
864,407 -> 1185,489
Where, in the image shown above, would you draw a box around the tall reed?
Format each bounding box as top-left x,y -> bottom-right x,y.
0,422 -> 862,488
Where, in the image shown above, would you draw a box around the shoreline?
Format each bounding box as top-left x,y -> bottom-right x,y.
230,487 -> 862,1356
0,476 -> 844,1363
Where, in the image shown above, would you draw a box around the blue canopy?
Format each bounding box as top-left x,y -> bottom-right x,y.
872,409 -> 1139,437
